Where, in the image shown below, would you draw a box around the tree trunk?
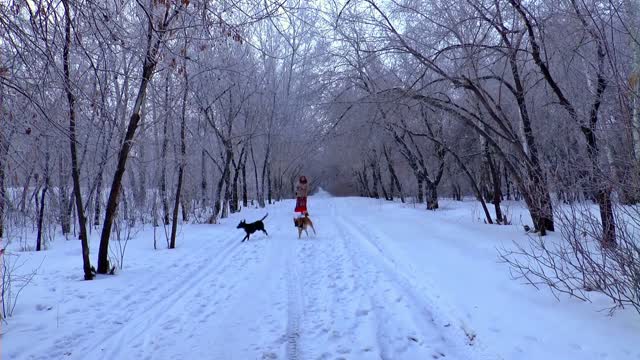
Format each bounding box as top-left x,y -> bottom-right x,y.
97,19 -> 163,274
378,170 -> 390,201
222,163 -> 231,219
181,198 -> 189,222
93,137 -> 110,227
383,145 -> 404,203
629,0 -> 640,165
67,190 -> 75,233
503,26 -> 547,227
126,168 -> 137,227
230,146 -> 245,214
372,152 -> 390,201
122,186 -> 129,227
390,130 -> 434,205
201,149 -> 207,207
0,143 -> 5,239
521,152 -> 554,234
446,146 -> 493,224
520,188 -> 552,236
355,171 -> 367,197
94,171 -> 103,226
504,166 -> 512,200
485,150 -> 504,223
231,169 -> 239,213
425,181 -> 438,210
250,141 -> 263,207
221,145 -> 234,218
267,164 -> 272,205
370,160 -> 380,199
36,185 -> 48,251
212,172 -> 225,222
136,141 -> 147,210
212,145 -> 232,222
34,175 -> 40,217
585,49 -> 616,247
0,87 -> 5,239
20,169 -> 33,214
452,183 -> 462,201
596,188 -> 616,247
386,165 -> 396,200
63,0 -> 93,279
260,145 -> 270,208
362,162 -> 372,197
242,152 -> 248,208
36,149 -> 50,252
479,140 -> 492,201
58,155 -> 71,235
276,174 -> 284,201
152,190 -> 159,227
170,59 -> 188,249
169,173 -> 182,249
160,82 -> 170,225
583,113 -> 616,246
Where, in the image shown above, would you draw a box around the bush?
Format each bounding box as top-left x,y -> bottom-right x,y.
1,249 -> 39,320
499,202 -> 640,315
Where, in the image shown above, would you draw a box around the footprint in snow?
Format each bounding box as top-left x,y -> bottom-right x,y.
523,335 -> 538,342
35,304 -> 53,311
570,343 -> 583,351
261,350 -> 278,359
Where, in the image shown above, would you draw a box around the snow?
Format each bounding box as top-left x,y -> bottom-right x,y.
3,194 -> 639,359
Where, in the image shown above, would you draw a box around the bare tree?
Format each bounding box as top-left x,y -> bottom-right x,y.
97,1 -> 188,274
62,0 -> 93,279
0,86 -> 9,239
382,144 -> 405,203
170,42 -> 190,249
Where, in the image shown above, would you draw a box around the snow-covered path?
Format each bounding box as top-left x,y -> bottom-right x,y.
6,195 -> 487,360
291,198 -> 482,360
4,194 -> 639,360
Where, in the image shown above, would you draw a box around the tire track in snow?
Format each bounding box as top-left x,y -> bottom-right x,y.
285,240 -> 302,360
333,213 -> 493,360
324,203 -> 382,358
344,213 -> 499,359
72,231 -> 246,360
332,218 -> 411,358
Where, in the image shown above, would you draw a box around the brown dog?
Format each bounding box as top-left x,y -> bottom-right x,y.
293,213 -> 316,239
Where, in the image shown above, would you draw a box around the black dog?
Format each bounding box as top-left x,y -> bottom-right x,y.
236,213 -> 268,242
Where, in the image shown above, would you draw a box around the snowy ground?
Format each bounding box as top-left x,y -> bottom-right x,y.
3,191 -> 639,360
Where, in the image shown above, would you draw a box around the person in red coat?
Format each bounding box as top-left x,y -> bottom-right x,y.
294,175 -> 309,216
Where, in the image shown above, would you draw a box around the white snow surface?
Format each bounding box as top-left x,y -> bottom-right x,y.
3,194 -> 639,359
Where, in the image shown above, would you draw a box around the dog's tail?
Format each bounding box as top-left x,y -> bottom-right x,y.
261,213 -> 268,221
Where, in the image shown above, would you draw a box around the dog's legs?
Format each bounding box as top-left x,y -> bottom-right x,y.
262,229 -> 268,236
242,234 -> 249,242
